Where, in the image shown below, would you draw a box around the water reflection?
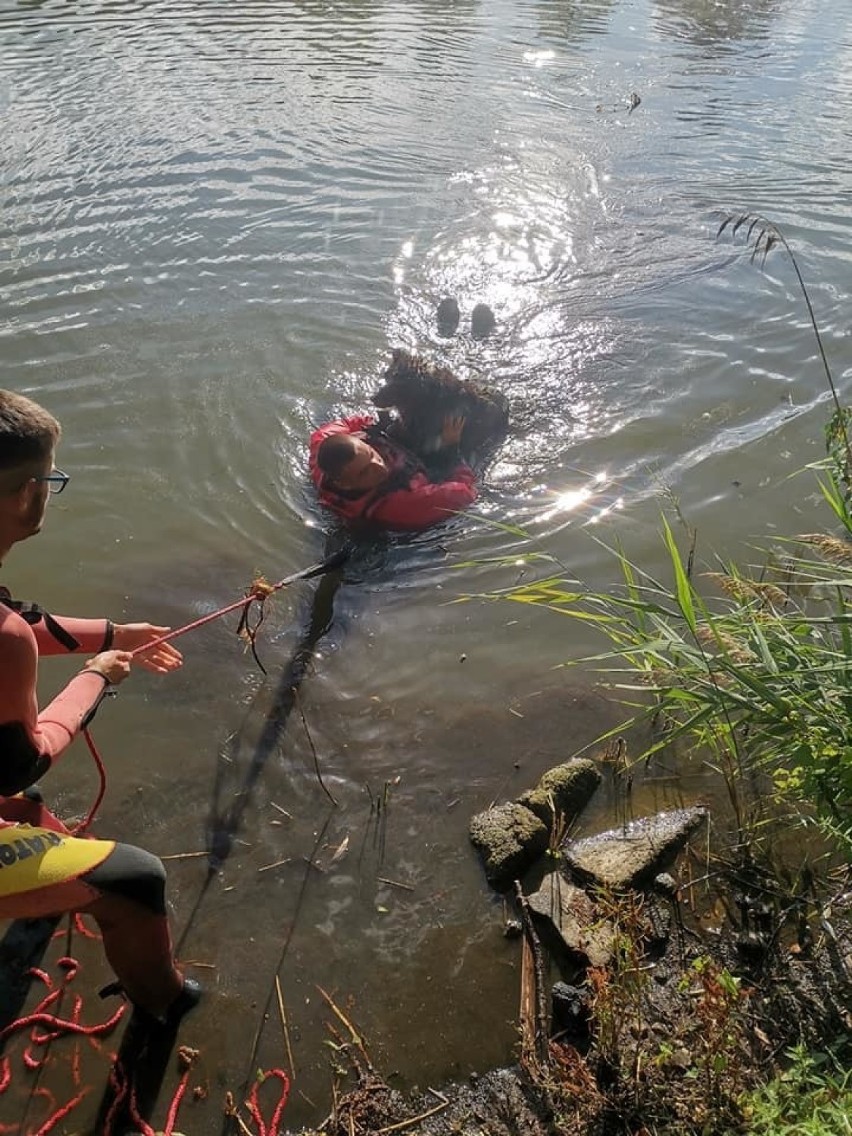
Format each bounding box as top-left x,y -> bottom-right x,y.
534,0 -> 618,43
652,0 -> 783,53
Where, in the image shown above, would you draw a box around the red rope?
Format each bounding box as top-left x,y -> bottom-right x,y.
0,1002 -> 125,1043
73,729 -> 108,835
31,1088 -> 90,1136
0,958 -> 125,1135
246,1070 -> 291,1136
126,553 -> 342,659
127,1084 -> 157,1136
161,1063 -> 192,1136
127,590 -> 265,658
102,1057 -> 129,1136
72,913 -> 101,940
103,1060 -> 157,1136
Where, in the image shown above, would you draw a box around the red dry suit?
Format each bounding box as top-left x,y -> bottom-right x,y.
0,593 -> 186,1018
309,415 -> 477,531
0,593 -> 113,798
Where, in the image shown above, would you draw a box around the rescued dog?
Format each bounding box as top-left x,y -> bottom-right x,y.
371,348 -> 509,469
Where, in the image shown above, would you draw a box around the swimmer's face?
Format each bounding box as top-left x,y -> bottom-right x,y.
335,438 -> 389,492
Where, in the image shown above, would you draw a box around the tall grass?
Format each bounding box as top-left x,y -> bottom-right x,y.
478,507 -> 852,856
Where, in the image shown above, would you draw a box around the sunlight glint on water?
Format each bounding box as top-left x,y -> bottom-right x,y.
1,0 -> 851,1126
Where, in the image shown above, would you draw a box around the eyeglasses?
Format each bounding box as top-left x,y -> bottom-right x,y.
33,469 -> 70,495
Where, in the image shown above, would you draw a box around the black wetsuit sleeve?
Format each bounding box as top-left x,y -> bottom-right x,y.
0,721 -> 51,796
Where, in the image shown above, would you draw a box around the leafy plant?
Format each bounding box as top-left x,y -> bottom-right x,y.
743,1044 -> 852,1135
684,957 -> 749,1110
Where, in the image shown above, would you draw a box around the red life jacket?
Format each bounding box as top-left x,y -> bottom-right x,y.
309,416 -> 477,532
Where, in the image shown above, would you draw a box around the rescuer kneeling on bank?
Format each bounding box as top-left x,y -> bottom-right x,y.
0,388 -> 200,1026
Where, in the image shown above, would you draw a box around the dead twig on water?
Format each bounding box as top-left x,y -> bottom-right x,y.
377,877 -> 415,892
515,880 -> 550,1068
275,976 -> 296,1079
295,687 -> 338,807
317,986 -> 374,1074
161,851 -> 209,861
257,857 -> 292,873
224,1090 -> 255,1136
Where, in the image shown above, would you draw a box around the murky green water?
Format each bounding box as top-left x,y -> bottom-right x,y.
1,0 -> 851,1129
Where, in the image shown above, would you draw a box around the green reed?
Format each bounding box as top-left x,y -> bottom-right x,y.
463,493 -> 852,860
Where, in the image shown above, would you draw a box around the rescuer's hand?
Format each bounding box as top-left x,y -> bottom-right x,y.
85,650 -> 134,685
113,623 -> 183,673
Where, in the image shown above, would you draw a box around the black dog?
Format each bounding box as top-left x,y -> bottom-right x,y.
371,348 -> 509,469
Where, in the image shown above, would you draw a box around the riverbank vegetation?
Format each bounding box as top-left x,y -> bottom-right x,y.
471,472 -> 852,1133
445,220 -> 852,1134
270,218 -> 852,1136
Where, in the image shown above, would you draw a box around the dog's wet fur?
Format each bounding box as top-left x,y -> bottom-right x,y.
371,348 -> 509,469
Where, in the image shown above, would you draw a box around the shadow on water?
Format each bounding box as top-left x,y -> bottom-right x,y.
92,524 -> 453,1131
172,536 -> 356,950
95,533 -> 356,1133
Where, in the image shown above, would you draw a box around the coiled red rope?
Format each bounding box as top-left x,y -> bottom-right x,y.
246,1070 -> 291,1136
0,953 -> 125,1135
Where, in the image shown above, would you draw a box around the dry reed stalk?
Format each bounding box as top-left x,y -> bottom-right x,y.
275,975 -> 296,1078
224,1091 -> 254,1136
515,881 -> 549,1067
374,1091 -> 450,1134
376,876 -> 415,892
317,985 -> 373,1072
519,932 -> 536,1064
257,857 -> 292,873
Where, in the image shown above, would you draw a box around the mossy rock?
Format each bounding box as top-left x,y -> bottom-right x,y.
469,802 -> 549,891
518,759 -> 601,826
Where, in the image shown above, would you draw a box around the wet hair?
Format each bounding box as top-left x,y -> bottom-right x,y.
0,390 -> 61,471
316,433 -> 359,481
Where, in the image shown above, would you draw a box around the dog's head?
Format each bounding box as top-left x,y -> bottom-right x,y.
372,349 -> 444,418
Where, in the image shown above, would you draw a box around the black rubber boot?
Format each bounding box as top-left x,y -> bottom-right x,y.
164,977 -> 202,1025
100,976 -> 202,1027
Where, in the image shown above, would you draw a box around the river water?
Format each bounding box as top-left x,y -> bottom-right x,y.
1,0 -> 851,1130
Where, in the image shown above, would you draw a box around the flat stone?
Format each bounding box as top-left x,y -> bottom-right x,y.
562,807 -> 709,891
526,871 -> 615,967
469,802 -> 550,891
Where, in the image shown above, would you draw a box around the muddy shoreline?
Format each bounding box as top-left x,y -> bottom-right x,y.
287,888 -> 851,1136
271,755 -> 852,1136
